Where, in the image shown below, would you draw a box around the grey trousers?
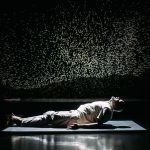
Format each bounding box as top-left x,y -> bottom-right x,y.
21,110 -> 79,127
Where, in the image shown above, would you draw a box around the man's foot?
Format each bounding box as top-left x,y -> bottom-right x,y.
7,113 -> 23,126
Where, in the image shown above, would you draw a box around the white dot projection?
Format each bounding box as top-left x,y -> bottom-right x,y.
0,0 -> 150,98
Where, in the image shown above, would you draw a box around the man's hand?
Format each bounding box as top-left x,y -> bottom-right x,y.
68,123 -> 79,130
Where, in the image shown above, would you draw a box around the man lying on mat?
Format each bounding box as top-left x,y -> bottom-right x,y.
8,96 -> 125,129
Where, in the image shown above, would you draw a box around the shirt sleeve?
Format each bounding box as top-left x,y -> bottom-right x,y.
97,107 -> 112,124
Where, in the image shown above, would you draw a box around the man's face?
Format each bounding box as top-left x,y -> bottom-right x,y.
111,96 -> 124,112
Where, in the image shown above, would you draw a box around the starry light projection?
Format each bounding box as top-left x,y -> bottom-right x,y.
0,0 -> 150,98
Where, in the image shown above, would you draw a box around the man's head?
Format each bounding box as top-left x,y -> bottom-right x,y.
109,96 -> 125,112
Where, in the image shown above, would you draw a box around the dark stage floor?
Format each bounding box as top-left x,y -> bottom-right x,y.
0,132 -> 150,150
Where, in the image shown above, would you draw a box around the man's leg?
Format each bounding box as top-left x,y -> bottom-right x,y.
11,111 -> 56,127
10,110 -> 79,127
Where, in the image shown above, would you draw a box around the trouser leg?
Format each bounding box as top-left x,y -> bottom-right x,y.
50,110 -> 79,127
21,111 -> 55,127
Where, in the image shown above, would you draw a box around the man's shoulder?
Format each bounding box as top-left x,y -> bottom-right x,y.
92,101 -> 110,106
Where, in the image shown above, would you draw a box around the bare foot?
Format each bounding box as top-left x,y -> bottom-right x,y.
7,113 -> 23,126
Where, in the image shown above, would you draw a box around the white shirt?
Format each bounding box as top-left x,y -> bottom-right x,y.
76,101 -> 113,124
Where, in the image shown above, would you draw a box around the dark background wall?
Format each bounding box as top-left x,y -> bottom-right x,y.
0,0 -> 150,99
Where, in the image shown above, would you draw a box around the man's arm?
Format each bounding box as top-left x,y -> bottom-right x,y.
68,122 -> 101,129
97,107 -> 112,124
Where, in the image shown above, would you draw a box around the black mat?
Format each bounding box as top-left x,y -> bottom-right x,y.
1,120 -> 146,133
